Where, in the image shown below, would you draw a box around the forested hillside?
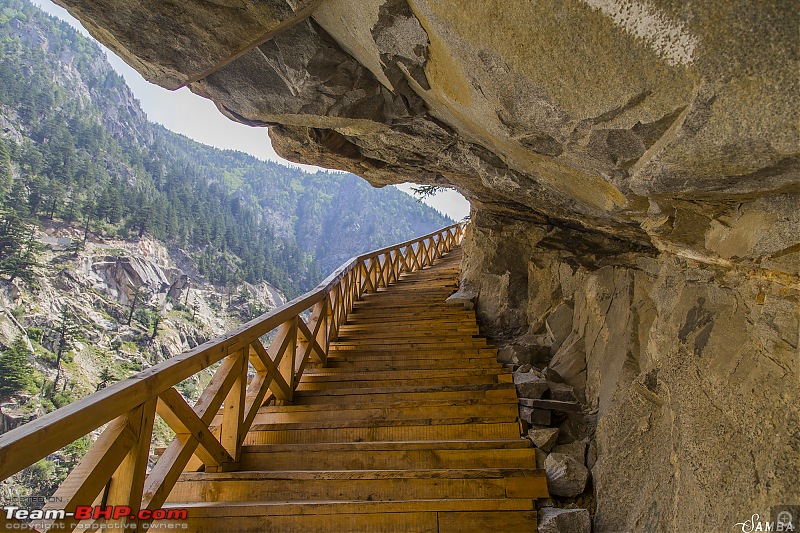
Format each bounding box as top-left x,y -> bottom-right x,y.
0,0 -> 450,297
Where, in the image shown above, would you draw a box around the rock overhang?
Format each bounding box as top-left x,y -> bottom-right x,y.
53,0 -> 799,275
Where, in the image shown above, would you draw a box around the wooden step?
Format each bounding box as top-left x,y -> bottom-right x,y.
352,302 -> 463,312
329,340 -> 488,350
290,383 -> 517,405
324,359 -> 502,371
247,409 -> 519,432
348,302 -> 475,314
158,499 -> 537,532
326,347 -> 498,359
295,374 -> 499,391
338,319 -> 476,330
300,367 -> 501,381
242,421 -> 522,444
237,440 -> 537,471
241,401 -> 519,427
345,313 -> 475,324
168,468 -> 548,502
259,396 -> 518,414
332,335 -> 483,345
319,349 -> 496,368
334,327 -> 480,339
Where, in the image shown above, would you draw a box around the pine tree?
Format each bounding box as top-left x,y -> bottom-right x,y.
50,306 -> 77,393
0,138 -> 12,196
0,337 -> 34,403
0,206 -> 42,283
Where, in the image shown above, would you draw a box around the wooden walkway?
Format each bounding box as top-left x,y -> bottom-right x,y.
161,247 -> 548,531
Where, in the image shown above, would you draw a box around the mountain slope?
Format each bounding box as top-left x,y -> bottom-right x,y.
0,0 -> 451,297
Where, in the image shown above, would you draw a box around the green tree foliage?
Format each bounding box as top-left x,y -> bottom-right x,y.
49,305 -> 78,393
0,337 -> 34,401
0,137 -> 12,195
0,0 -> 452,298
0,199 -> 43,283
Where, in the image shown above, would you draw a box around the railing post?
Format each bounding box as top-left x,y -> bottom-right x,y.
279,318 -> 298,399
313,299 -> 328,365
221,348 -> 247,461
104,397 -> 157,526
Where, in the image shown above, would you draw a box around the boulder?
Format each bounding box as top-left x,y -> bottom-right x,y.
538,507 -> 591,533
548,382 -> 577,402
551,440 -> 587,465
498,345 -> 530,366
445,289 -> 477,310
514,371 -> 549,399
528,427 -> 559,452
520,406 -> 551,426
544,367 -> 565,383
557,414 -> 597,445
499,343 -> 551,366
544,453 -> 589,497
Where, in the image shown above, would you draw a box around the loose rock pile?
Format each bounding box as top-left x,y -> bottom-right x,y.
499,344 -> 595,532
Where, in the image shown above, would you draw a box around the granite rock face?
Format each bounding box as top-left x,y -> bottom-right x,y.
460,215 -> 799,531
50,0 -> 799,529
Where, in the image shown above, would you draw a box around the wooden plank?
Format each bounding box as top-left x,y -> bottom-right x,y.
437,510 -> 538,532
242,421 -> 521,444
156,388 -> 233,468
220,350 -> 247,461
238,444 -> 537,472
275,319 -> 297,399
291,386 -> 516,406
162,498 -> 533,517
167,512 -> 438,532
142,353 -> 242,509
252,340 -> 292,401
518,398 -> 583,412
248,406 -> 519,429
42,415 -> 137,532
241,371 -> 272,438
104,398 -> 157,526
167,468 -> 543,503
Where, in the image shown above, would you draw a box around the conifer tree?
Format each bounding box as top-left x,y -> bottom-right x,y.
0,337 -> 34,403
0,138 -> 12,196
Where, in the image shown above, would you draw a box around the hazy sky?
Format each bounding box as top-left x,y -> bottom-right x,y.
29,0 -> 471,220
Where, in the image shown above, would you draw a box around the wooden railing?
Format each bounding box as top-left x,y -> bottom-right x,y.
0,223 -> 465,530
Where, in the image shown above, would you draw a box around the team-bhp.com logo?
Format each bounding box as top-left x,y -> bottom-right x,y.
3,505 -> 188,530
734,510 -> 795,532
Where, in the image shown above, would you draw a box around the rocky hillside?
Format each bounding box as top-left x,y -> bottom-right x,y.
0,216 -> 287,498
54,0 -> 799,529
0,0 -> 451,297
0,217 -> 284,426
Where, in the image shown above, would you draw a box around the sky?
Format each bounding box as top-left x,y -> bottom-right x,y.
29,0 -> 471,221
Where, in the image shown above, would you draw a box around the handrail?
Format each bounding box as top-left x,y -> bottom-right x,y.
0,222 -> 465,530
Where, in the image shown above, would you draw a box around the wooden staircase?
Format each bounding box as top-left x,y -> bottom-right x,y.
0,225 -> 548,533
161,248 -> 548,531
